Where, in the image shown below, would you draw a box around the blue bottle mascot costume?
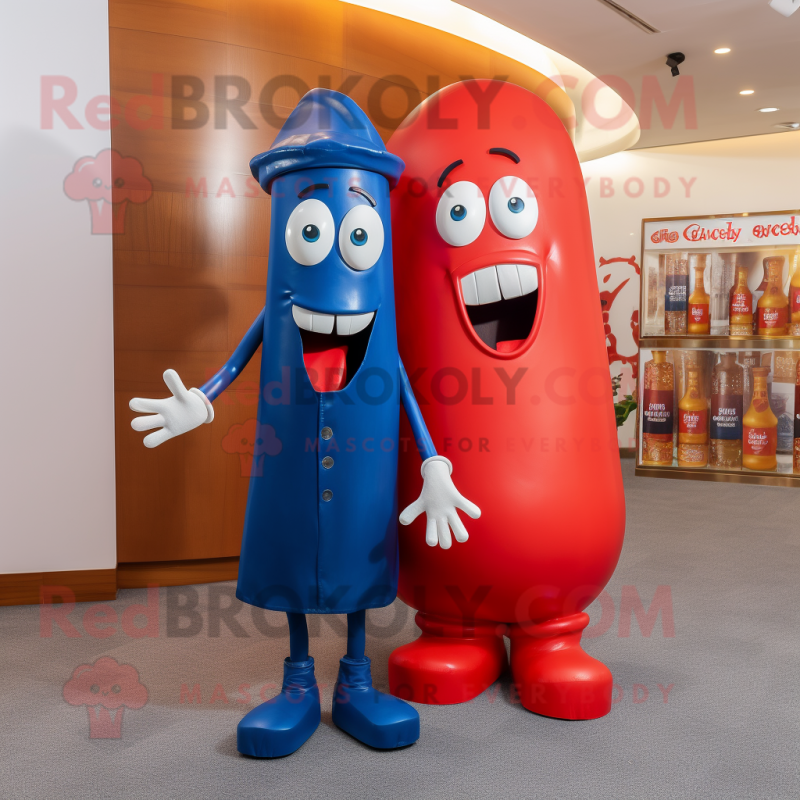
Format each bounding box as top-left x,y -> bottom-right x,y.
130,89 -> 480,757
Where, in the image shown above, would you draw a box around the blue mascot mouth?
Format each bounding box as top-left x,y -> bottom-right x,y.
292,305 -> 376,392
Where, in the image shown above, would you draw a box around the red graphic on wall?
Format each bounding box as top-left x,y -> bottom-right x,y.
64,149 -> 152,234
598,255 -> 641,380
63,656 -> 148,739
222,419 -> 283,477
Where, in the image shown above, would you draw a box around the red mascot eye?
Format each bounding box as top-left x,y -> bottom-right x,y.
435,181 -> 485,247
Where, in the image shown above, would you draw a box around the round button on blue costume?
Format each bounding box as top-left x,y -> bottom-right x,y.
197,89 -> 437,757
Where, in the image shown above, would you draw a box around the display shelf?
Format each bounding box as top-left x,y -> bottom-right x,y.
635,210 -> 800,488
639,336 -> 800,351
635,462 -> 800,488
639,210 -> 800,340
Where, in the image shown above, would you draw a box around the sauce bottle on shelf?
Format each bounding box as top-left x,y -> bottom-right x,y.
790,264 -> 800,336
649,254 -> 663,332
729,265 -> 754,336
688,261 -> 711,335
756,256 -> 789,337
678,365 -> 709,467
752,259 -> 770,334
665,253 -> 688,335
743,366 -> 778,471
642,351 -> 675,466
710,353 -> 744,469
739,351 -> 759,413
794,358 -> 800,474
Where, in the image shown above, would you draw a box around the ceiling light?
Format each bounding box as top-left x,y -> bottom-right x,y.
774,122 -> 800,130
769,0 -> 800,17
739,89 -> 754,95
714,47 -> 731,54
758,107 -> 779,113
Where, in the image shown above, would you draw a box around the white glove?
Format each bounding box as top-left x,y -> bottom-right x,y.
399,456 -> 481,549
129,369 -> 213,448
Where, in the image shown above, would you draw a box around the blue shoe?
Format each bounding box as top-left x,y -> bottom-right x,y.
332,656 -> 420,749
237,657 -> 320,757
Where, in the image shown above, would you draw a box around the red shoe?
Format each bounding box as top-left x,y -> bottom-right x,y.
509,612 -> 612,720
389,612 -> 508,704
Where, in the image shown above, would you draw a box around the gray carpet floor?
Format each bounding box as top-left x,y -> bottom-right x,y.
2,459 -> 799,800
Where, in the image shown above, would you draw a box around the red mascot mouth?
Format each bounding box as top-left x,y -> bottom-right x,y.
460,264 -> 539,353
292,305 -> 375,392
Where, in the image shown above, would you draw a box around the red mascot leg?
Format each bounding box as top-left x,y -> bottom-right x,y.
389,612 -> 508,704
509,612 -> 612,720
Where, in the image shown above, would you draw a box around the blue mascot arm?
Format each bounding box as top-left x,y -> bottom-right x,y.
398,357 -> 437,461
200,308 -> 265,402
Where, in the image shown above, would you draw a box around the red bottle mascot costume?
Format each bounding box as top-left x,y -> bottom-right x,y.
388,80 -> 626,720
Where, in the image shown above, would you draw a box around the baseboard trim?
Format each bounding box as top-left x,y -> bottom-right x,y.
0,557 -> 241,606
619,448 -> 636,458
0,569 -> 117,607
117,557 -> 240,589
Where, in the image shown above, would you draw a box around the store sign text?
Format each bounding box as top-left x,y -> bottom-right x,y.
649,228 -> 679,244
752,216 -> 800,239
682,222 -> 741,243
648,215 -> 800,248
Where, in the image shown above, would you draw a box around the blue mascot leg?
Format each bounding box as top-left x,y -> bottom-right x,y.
288,611 -> 310,662
236,612 -> 321,758
346,609 -> 366,658
332,610 -> 420,749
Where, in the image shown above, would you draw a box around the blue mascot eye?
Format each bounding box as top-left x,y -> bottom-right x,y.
508,197 -> 524,214
450,204 -> 467,221
350,228 -> 368,246
302,224 -> 320,243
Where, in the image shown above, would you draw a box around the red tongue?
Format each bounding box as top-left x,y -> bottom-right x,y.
496,339 -> 525,354
303,338 -> 348,392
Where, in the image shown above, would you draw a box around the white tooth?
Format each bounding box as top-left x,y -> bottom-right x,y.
292,305 -> 314,332
461,272 -> 479,306
518,265 -> 539,296
336,315 -> 352,335
295,305 -> 373,336
497,264 -> 523,299
348,312 -> 374,334
311,312 -> 335,334
474,266 -> 502,305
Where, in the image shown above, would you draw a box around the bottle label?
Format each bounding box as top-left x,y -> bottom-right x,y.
665,275 -> 688,312
753,397 -> 770,413
679,444 -> 706,464
791,286 -> 800,315
689,303 -> 709,326
711,395 -> 743,440
730,292 -> 752,316
679,408 -> 708,435
642,389 -> 673,435
758,306 -> 788,330
743,426 -> 777,457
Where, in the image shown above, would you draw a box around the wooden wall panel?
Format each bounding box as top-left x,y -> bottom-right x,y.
227,0 -> 346,63
110,0 -> 574,564
110,0 -> 229,42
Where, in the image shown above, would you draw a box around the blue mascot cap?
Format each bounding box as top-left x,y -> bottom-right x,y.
250,88 -> 404,194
